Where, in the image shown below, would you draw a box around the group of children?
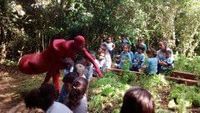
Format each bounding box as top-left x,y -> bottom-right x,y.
24,69 -> 89,113
25,83 -> 155,113
99,35 -> 174,75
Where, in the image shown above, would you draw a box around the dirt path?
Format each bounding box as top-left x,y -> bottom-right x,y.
0,65 -> 43,113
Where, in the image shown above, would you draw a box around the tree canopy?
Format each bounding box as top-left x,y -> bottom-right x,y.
0,0 -> 200,61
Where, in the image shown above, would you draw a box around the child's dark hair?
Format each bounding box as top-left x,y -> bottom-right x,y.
24,88 -> 40,109
137,44 -> 145,52
122,44 -> 130,48
24,84 -> 56,111
146,48 -> 157,57
63,72 -> 79,83
66,77 -> 88,110
99,43 -> 108,52
120,87 -> 155,113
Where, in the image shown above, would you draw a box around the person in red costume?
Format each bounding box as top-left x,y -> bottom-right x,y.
18,35 -> 103,92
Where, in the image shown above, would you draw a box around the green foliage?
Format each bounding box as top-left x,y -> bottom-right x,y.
138,74 -> 169,90
1,0 -> 200,61
177,98 -> 189,113
88,95 -> 104,113
1,59 -> 17,66
120,71 -> 136,84
89,72 -> 172,112
169,84 -> 200,107
88,72 -> 130,113
174,55 -> 200,78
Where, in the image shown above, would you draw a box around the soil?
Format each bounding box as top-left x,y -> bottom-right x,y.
0,64 -> 43,113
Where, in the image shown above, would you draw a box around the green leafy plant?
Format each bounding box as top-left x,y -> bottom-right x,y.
120,71 -> 136,84
88,72 -> 130,113
169,84 -> 200,109
174,55 -> 200,78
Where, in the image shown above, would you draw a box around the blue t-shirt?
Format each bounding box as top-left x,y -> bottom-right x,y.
119,51 -> 132,68
147,57 -> 158,75
132,52 -> 145,69
129,51 -> 134,60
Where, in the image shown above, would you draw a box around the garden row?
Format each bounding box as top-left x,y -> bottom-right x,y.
88,70 -> 200,113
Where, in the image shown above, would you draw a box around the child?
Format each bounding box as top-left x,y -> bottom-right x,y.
58,72 -> 79,103
121,35 -> 132,46
64,77 -> 88,113
131,46 -> 145,71
96,51 -> 106,70
136,38 -> 147,51
24,84 -> 72,113
129,46 -> 135,61
63,57 -> 74,76
145,48 -> 158,75
74,63 -> 87,78
97,44 -> 112,71
160,50 -> 174,73
84,58 -> 99,81
104,36 -> 115,58
120,87 -> 155,113
119,44 -> 132,69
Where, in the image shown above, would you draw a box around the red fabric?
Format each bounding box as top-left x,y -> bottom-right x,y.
18,35 -> 103,91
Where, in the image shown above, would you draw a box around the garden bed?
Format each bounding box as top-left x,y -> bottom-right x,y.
108,68 -> 199,86
88,69 -> 200,113
166,71 -> 199,85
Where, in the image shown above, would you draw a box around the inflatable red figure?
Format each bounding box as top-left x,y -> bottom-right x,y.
18,35 -> 103,91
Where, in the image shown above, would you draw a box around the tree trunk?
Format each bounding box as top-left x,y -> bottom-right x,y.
0,43 -> 7,63
0,27 -> 7,63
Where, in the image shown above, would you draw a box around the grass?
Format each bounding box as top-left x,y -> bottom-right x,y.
17,74 -> 44,96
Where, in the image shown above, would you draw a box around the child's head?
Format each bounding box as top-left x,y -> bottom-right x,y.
120,87 -> 155,113
123,44 -> 130,52
98,44 -> 108,53
65,58 -> 74,69
137,45 -> 145,54
24,88 -> 40,109
66,77 -> 88,110
138,38 -> 145,43
24,84 -> 56,111
107,36 -> 113,43
98,52 -> 105,60
158,41 -> 168,51
146,48 -> 157,58
74,63 -> 86,76
63,72 -> 79,93
165,50 -> 172,58
72,77 -> 88,96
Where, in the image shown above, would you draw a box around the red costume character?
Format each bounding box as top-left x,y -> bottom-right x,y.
19,35 -> 103,91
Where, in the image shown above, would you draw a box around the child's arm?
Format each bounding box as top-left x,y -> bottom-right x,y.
82,48 -> 103,77
166,57 -> 174,66
112,43 -> 115,49
138,55 -> 145,68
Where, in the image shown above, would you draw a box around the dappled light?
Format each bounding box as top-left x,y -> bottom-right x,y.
0,0 -> 200,113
